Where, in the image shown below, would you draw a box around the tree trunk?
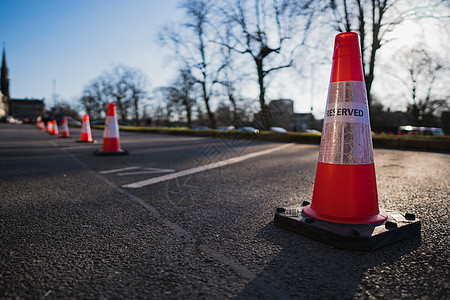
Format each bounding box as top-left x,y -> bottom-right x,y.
201,80 -> 216,129
255,57 -> 270,130
186,104 -> 192,128
134,97 -> 139,125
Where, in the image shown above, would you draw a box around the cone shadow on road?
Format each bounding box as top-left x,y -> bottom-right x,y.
237,223 -> 422,299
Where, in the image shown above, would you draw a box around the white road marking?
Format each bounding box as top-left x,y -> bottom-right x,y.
62,142 -> 289,298
99,166 -> 140,174
117,168 -> 175,176
122,143 -> 294,189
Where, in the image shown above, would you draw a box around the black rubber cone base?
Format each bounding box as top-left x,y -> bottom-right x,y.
274,202 -> 421,251
93,149 -> 129,156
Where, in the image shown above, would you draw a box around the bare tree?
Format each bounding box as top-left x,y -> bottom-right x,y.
214,24 -> 246,125
393,47 -> 449,126
212,18 -> 242,123
81,79 -> 109,120
218,0 -> 317,129
103,67 -> 131,122
328,0 -> 448,109
53,100 -> 81,120
152,86 -> 178,126
215,101 -> 234,125
218,75 -> 239,120
127,69 -> 149,126
159,0 -> 226,129
175,69 -> 197,128
80,65 -> 149,123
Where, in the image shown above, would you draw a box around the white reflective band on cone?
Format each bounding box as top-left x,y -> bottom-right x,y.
104,116 -> 119,138
318,81 -> 374,165
82,121 -> 91,134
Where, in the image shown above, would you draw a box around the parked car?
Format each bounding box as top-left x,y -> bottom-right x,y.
192,126 -> 210,130
305,129 -> 321,134
270,127 -> 287,133
91,120 -> 105,125
238,127 -> 260,133
0,116 -> 22,124
217,126 -> 235,131
0,116 -> 13,123
65,116 -> 81,126
22,117 -> 35,124
398,125 -> 444,136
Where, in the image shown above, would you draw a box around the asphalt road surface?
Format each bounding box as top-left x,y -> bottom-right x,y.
1,123 -> 449,299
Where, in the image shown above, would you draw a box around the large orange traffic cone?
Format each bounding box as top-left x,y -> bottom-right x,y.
46,121 -> 53,133
274,32 -> 420,250
303,32 -> 386,225
59,117 -> 70,138
93,103 -> 128,155
51,120 -> 59,135
77,114 -> 94,143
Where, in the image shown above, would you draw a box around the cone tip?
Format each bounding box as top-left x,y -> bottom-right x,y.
333,32 -> 361,59
106,103 -> 116,117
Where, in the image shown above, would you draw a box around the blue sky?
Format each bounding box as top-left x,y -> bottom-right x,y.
1,0 -> 449,118
1,0 -> 182,106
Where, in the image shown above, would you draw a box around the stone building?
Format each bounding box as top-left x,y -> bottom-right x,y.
264,99 -> 316,132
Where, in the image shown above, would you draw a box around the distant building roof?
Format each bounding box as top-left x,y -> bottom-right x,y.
10,98 -> 45,119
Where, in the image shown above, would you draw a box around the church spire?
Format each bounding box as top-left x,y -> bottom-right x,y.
1,44 -> 10,98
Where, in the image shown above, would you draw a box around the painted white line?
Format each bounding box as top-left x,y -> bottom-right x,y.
117,168 -> 176,176
99,166 -> 140,174
144,167 -> 176,172
123,143 -> 294,189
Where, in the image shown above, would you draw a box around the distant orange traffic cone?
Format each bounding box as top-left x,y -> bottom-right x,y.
77,114 -> 93,143
46,121 -> 53,133
60,117 -> 70,138
93,103 -> 128,155
37,121 -> 45,130
274,32 -> 420,250
51,120 -> 59,135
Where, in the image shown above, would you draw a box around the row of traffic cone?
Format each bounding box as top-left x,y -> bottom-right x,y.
38,118 -> 70,137
36,103 -> 127,155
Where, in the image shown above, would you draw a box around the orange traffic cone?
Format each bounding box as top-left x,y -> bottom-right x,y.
37,121 -> 45,130
59,117 -> 70,138
274,32 -> 420,250
46,121 -> 53,133
94,103 -> 128,155
77,114 -> 94,143
51,120 -> 59,135
303,32 -> 386,225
